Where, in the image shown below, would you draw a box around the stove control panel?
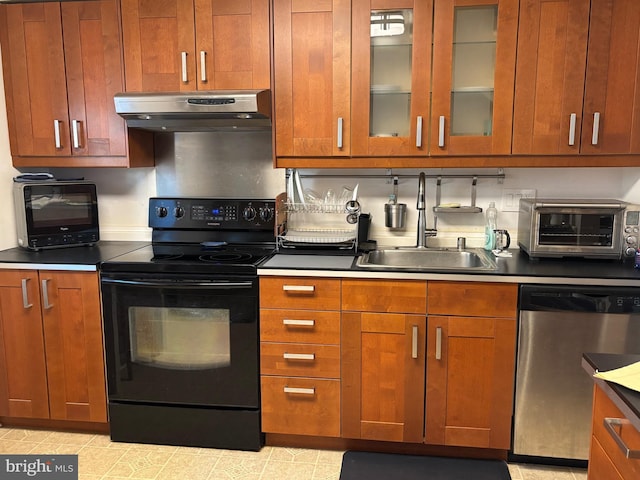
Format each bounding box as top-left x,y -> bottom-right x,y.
149,198 -> 276,230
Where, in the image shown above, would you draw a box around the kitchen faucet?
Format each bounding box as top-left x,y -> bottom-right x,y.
416,172 -> 437,248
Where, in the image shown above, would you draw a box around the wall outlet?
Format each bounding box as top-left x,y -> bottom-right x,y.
501,188 -> 536,212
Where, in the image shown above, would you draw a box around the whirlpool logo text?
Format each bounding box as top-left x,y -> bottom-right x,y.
0,456 -> 77,480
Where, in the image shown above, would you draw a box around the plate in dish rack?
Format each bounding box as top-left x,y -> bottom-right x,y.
282,231 -> 356,244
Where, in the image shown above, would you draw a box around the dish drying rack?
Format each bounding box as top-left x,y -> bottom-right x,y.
276,201 -> 359,251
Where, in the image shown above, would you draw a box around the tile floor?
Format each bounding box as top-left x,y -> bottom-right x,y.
0,427 -> 587,480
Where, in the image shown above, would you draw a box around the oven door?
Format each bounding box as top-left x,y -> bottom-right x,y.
101,273 -> 259,408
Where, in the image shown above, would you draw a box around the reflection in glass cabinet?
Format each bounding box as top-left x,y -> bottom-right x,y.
450,6 -> 497,137
369,10 -> 413,138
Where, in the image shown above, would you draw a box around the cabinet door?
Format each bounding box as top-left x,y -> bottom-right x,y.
273,0 -> 351,158
194,0 -> 270,90
342,312 -> 425,443
512,0 -> 590,154
430,0 -> 518,155
581,0 -> 640,155
40,271 -> 106,422
425,315 -> 515,449
0,3 -> 70,157
122,0 -> 196,92
0,271 -> 49,419
62,0 -> 127,157
351,0 -> 432,156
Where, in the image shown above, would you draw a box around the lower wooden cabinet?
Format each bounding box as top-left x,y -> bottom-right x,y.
425,282 -> 517,449
588,385 -> 640,479
0,270 -> 107,423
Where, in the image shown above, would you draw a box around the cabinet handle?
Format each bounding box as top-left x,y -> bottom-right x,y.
21,278 -> 33,309
592,112 -> 601,146
282,285 -> 315,292
411,325 -> 418,359
568,113 -> 577,146
283,319 -> 315,326
53,120 -> 62,149
416,116 -> 423,148
438,116 -> 445,148
72,120 -> 81,149
435,326 -> 442,360
283,386 -> 315,395
283,353 -> 315,360
200,51 -> 207,83
337,117 -> 344,149
604,417 -> 640,459
181,51 -> 188,83
41,279 -> 53,309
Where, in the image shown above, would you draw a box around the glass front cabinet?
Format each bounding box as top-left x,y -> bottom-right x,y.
351,0 -> 518,159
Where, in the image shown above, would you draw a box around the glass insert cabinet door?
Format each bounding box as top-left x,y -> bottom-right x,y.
430,0 -> 518,155
351,0 -> 432,156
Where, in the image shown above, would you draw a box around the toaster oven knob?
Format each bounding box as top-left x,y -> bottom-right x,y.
243,206 -> 257,221
174,206 -> 185,219
626,247 -> 637,257
626,235 -> 637,245
156,206 -> 168,218
259,207 -> 274,222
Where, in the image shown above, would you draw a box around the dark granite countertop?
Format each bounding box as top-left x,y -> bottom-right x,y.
0,241 -> 149,270
583,353 -> 640,431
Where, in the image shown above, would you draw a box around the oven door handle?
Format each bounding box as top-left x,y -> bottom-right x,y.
101,278 -> 254,289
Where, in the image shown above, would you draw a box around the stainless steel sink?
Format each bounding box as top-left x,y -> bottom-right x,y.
355,248 -> 497,272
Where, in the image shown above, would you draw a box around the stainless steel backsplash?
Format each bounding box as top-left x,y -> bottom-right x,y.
154,131 -> 285,198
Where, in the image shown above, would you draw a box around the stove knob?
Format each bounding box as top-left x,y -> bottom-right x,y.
156,206 -> 168,218
259,207 -> 274,222
243,206 -> 257,221
174,206 -> 185,218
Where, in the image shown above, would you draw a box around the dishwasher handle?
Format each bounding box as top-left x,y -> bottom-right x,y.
519,284 -> 640,314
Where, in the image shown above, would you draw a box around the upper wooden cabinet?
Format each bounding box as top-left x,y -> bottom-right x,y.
430,0 -> 518,156
121,0 -> 270,92
351,0 -> 432,157
513,0 -> 640,156
0,1 -> 152,168
273,0 -> 351,159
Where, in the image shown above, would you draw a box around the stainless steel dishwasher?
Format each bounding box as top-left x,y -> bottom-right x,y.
513,284 -> 640,462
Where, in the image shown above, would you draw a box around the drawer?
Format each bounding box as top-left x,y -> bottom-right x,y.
342,279 -> 426,314
260,277 -> 340,310
592,386 -> 640,480
260,309 -> 340,344
427,281 -> 517,317
260,343 -> 340,378
261,376 -> 340,437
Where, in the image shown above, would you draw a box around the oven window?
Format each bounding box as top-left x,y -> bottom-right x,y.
129,307 -> 231,370
538,213 -> 614,246
30,191 -> 93,227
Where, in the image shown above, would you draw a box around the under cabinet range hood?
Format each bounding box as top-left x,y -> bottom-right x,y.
114,90 -> 271,132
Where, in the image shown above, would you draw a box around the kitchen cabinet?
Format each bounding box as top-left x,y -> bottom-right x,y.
425,281 -> 517,449
273,0 -> 351,160
587,385 -> 640,480
0,1 -> 153,168
259,276 -> 341,437
121,0 -> 270,92
429,0 -> 518,156
0,270 -> 107,423
341,279 -> 426,443
513,0 -> 640,156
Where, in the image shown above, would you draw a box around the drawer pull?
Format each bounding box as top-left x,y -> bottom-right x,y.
604,417 -> 640,459
284,386 -> 315,395
283,353 -> 315,361
283,319 -> 315,326
282,285 -> 315,292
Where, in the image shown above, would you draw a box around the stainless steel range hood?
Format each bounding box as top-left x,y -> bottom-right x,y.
114,90 -> 271,132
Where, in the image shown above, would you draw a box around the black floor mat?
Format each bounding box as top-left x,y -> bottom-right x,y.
339,451 -> 512,480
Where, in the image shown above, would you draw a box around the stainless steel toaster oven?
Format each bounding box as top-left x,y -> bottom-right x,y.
518,198 -> 640,259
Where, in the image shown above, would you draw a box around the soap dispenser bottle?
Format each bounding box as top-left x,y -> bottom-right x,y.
484,202 -> 498,251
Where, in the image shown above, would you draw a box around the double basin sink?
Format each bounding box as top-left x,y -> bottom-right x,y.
356,247 -> 497,272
